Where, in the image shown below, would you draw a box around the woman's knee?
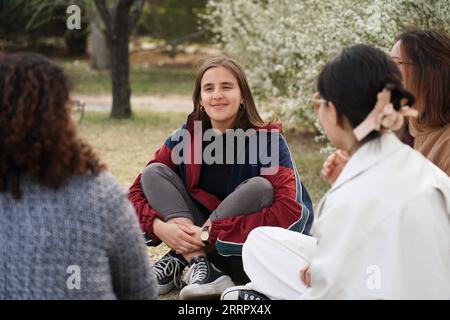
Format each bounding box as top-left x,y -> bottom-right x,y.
246,176 -> 274,203
141,163 -> 171,188
248,177 -> 274,208
247,226 -> 274,243
242,227 -> 277,271
243,226 -> 274,254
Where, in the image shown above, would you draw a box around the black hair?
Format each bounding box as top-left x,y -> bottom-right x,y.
317,44 -> 415,141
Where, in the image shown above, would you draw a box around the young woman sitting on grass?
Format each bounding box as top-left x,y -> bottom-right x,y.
128,55 -> 314,300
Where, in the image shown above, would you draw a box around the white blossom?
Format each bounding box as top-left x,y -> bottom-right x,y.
203,0 -> 450,128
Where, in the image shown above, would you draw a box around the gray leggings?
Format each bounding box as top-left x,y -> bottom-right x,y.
140,163 -> 274,225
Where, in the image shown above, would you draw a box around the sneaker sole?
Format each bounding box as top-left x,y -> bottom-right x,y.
179,275 -> 235,300
220,285 -> 249,300
158,282 -> 175,296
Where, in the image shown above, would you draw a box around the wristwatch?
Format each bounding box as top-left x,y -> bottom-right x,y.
200,225 -> 210,244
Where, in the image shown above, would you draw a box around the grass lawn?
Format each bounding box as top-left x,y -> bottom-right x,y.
78,110 -> 187,186
57,59 -> 196,96
77,109 -> 329,299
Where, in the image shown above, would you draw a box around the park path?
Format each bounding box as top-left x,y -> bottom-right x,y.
73,94 -> 272,120
72,94 -> 193,113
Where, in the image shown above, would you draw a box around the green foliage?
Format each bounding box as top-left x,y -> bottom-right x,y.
135,0 -> 207,41
0,0 -> 89,53
0,0 -> 85,38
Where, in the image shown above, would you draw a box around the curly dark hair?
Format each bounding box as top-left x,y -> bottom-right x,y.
0,53 -> 105,199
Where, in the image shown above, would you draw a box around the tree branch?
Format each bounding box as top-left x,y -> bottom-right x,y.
94,0 -> 112,36
129,0 -> 144,32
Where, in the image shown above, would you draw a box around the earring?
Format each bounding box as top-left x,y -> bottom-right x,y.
200,105 -> 205,112
240,103 -> 245,110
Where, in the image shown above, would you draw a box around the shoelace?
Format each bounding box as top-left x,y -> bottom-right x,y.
184,258 -> 208,285
154,254 -> 183,289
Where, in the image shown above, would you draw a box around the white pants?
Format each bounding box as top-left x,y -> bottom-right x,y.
242,226 -> 317,300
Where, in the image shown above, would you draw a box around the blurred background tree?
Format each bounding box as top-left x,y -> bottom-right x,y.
0,0 -> 208,56
94,0 -> 144,118
0,0 -> 209,118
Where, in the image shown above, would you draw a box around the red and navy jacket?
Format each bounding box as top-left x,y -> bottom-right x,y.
128,113 -> 314,256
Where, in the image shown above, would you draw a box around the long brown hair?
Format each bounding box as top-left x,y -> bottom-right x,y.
0,53 -> 105,199
192,55 -> 266,130
396,29 -> 450,132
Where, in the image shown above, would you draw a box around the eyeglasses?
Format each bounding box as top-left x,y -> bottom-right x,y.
390,56 -> 415,66
309,92 -> 329,110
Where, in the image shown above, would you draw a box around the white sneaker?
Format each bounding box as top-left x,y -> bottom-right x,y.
221,285 -> 270,300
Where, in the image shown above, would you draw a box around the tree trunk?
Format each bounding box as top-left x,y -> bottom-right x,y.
110,23 -> 131,118
90,23 -> 111,70
94,0 -> 143,119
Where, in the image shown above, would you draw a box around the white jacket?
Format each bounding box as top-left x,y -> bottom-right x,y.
303,133 -> 450,299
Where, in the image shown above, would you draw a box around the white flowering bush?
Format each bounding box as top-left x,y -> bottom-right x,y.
203,0 -> 450,130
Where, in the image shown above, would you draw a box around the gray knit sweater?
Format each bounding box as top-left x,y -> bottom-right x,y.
0,172 -> 157,300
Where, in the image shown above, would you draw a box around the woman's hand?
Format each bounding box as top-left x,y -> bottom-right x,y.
321,150 -> 349,186
177,223 -> 203,241
168,217 -> 205,241
300,265 -> 311,288
153,218 -> 205,254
